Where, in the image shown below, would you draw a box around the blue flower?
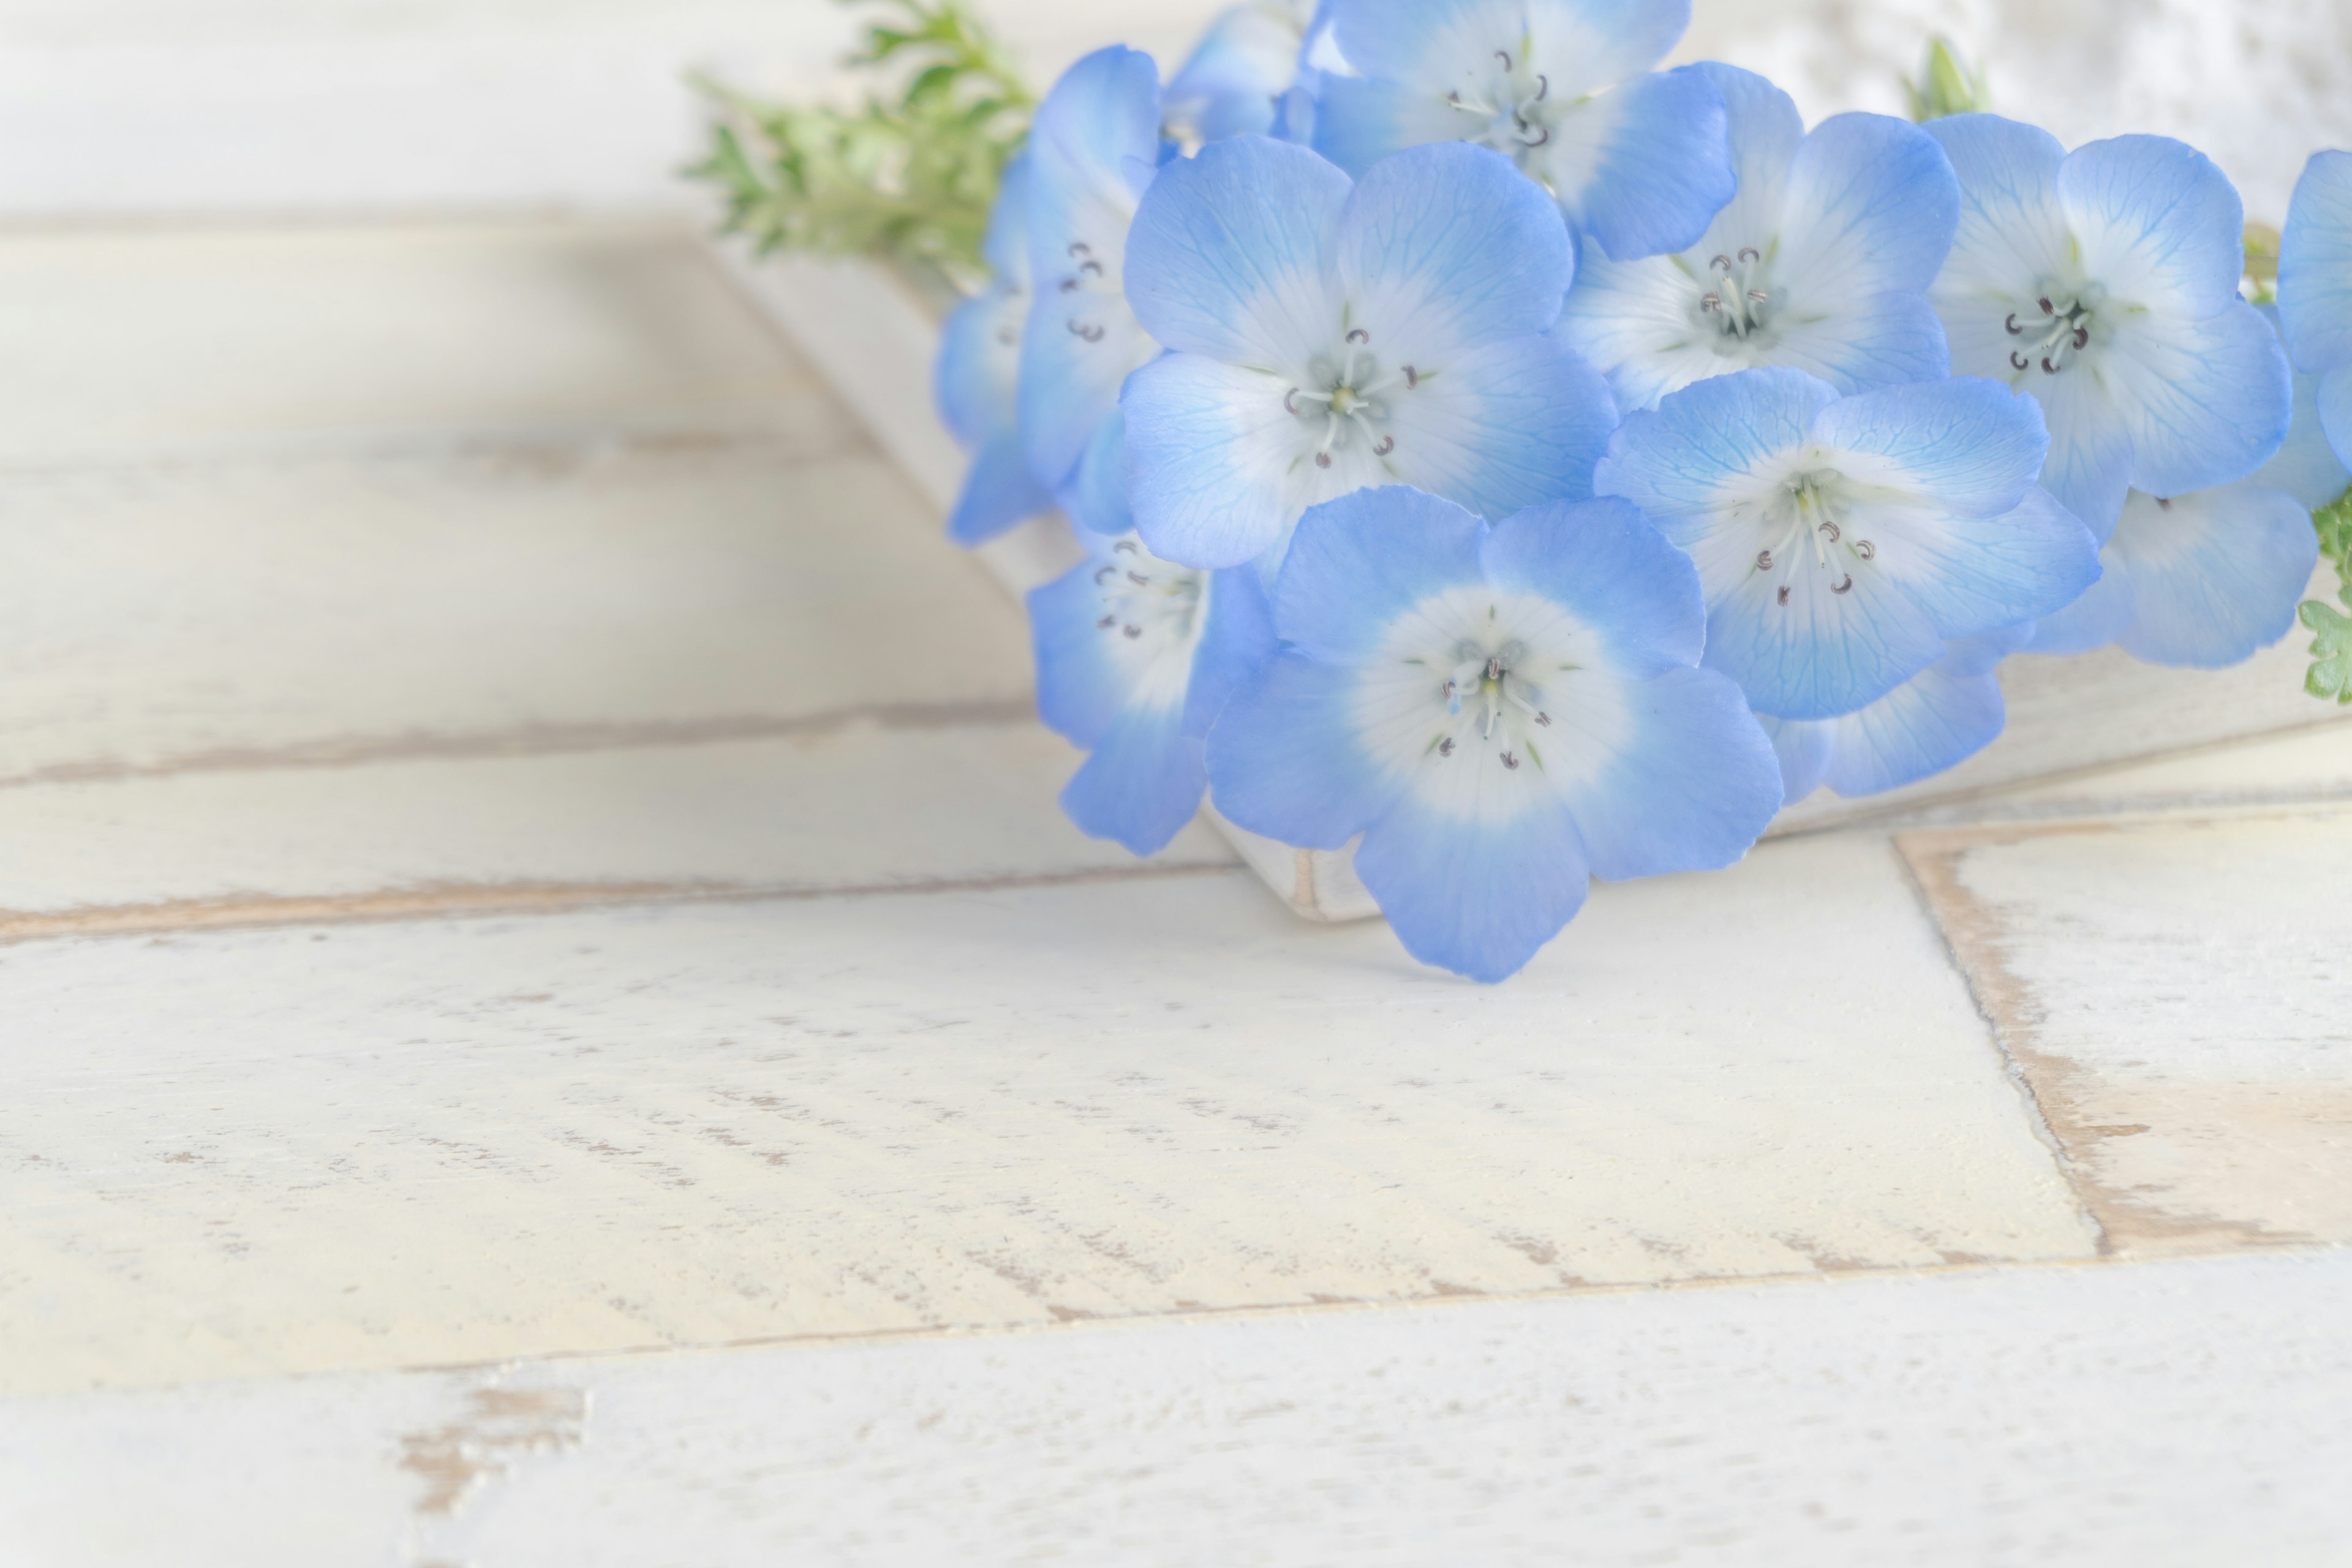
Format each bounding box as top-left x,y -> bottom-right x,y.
935,153 -> 1057,546
2280,149 -> 2352,470
1558,64 -> 1957,413
1121,135 -> 1616,570
1164,2 -> 1312,145
2029,307 -> 2332,666
1925,115 -> 2292,541
1031,532 -> 1276,855
1762,625 -> 2032,802
1021,48 -> 1169,530
1206,487 -> 1781,982
1306,0 -> 1734,262
1593,368 -> 2101,720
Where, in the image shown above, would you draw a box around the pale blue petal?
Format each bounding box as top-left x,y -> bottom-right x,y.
1773,112 -> 1958,302
1164,5 -> 1300,143
2059,134 -> 2247,319
1182,566 -> 1279,737
2279,150 -> 2352,373
2106,300 -> 2291,499
935,289 -> 1013,448
2321,365 -> 2352,475
1308,74 -> 1466,177
1273,486 -> 1488,663
1058,408 -> 1134,537
2031,368 -> 2137,543
1924,115 -> 2074,307
980,149 -> 1035,282
1757,713 -> 1833,802
1058,701 -> 1208,856
2253,304 -> 2352,509
1123,353 -> 1298,568
1018,295 -> 1157,492
1355,796 -> 1590,983
1819,654 -> 2006,797
1206,652 -> 1401,848
1385,328 -> 1618,518
1325,0 -> 1525,89
1479,496 -> 1705,676
2109,483 -> 2320,668
1697,62 -> 1805,235
948,432 -> 1055,546
1569,66 -> 1735,262
1593,366 -> 1836,519
1767,290 -> 1952,398
1524,0 -> 1690,89
1700,547 -> 1945,720
1027,47 -> 1161,215
1123,134 -> 1350,367
1029,560 -> 1131,744
2024,556 -> 2135,654
1861,484 -> 2101,641
1335,141 -> 1574,358
1557,665 -> 1781,880
1807,376 -> 2046,518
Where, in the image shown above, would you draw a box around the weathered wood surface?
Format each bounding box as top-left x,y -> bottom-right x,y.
7,1252 -> 2350,1567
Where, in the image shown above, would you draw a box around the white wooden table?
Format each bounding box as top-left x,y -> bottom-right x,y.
2,213 -> 2350,1566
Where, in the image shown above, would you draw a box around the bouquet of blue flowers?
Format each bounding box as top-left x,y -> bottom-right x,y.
704,0 -> 2352,982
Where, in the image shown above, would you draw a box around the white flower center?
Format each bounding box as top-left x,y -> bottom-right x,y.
1747,469 -> 1877,604
1446,44 -> 1560,165
1697,246 -> 1777,344
1281,325 -> 1420,470
1088,539 -> 1208,704
2002,282 -> 2104,377
1054,239 -> 1118,344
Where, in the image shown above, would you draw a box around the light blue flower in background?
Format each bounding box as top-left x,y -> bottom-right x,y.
2280,149 -> 2352,469
1925,115 -> 2291,541
1594,368 -> 2100,720
935,153 -> 1056,546
1030,532 -> 1276,855
1308,0 -> 1733,262
1021,47 -> 1168,533
1205,488 -> 1779,982
1761,625 -> 2032,802
1164,1 -> 1313,145
1121,135 -> 1616,570
2029,304 -> 2333,666
1558,64 -> 1957,414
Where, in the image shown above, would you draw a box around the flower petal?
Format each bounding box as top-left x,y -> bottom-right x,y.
1182,566 -> 1280,738
2252,304 -> 2352,510
2105,300 -> 2292,500
1757,713 -> 1833,802
1854,484 -> 2101,641
1058,701 -> 1208,856
1308,74 -> 1468,177
1553,665 -> 1781,879
1818,652 -> 2007,797
2280,150 -> 2352,373
1807,375 -> 2046,518
1594,364 -> 1838,518
2109,483 -> 2321,668
1699,543 -> 1946,719
935,288 -> 1020,449
1479,496 -> 1705,676
1689,63 -> 1805,251
1355,795 -> 1591,983
1029,560 -> 1134,745
1382,328 -> 1618,518
1324,0 -> 1525,90
1774,111 -> 1958,302
1763,290 -> 1951,398
1205,651 -> 1403,848
2024,552 -> 2136,655
1551,65 -> 1735,262
1924,114 -> 2074,311
2321,364 -> 2352,475
2060,134 -> 2247,321
1336,141 -> 1573,361
1272,486 -> 1489,663
1123,134 -> 1351,368
1056,406 -> 1136,537
1525,0 -> 1690,92
1164,4 -> 1302,143
1124,353 -> 1303,568
948,432 -> 1056,546
2029,366 -> 2136,543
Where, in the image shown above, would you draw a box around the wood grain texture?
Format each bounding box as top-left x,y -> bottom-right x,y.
7,1250 -> 2348,1567
1900,807 -> 2352,1256
0,831 -> 2095,1399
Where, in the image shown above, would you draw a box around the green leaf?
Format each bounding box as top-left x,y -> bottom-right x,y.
1904,37 -> 1992,122
2302,600 -> 2352,703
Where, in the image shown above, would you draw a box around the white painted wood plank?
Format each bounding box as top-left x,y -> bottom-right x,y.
0,219 -> 833,468
0,441 -> 1028,785
0,831 -> 2094,1398
0,723 -> 1237,935
1900,807 -> 2352,1256
6,1251 -> 2348,1567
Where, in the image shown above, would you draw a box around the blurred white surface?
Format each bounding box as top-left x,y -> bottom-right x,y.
1,0 -> 2346,218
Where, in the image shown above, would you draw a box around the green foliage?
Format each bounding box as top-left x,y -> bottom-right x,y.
2243,222 -> 2282,304
688,0 -> 1033,298
2304,488 -> 2352,703
1904,37 -> 1992,123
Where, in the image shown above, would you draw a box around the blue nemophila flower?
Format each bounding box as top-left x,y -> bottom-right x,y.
1558,64 -> 1956,413
2031,304 -> 2333,666
1031,532 -> 1275,855
1164,1 -> 1313,145
1761,625 -> 2031,803
1206,487 -> 1780,983
1593,368 -> 2101,720
1306,0 -> 1733,262
1022,47 -> 1167,532
935,153 -> 1055,546
1121,135 -> 1615,570
1924,115 -> 2291,540
2280,149 -> 2352,469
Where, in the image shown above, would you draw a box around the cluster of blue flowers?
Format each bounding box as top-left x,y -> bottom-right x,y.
932,0 -> 2344,984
